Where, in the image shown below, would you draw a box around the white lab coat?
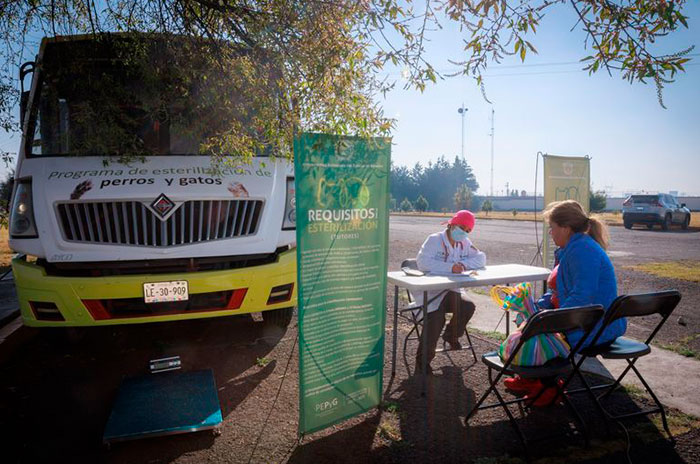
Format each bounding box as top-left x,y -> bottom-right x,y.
413,230 -> 486,314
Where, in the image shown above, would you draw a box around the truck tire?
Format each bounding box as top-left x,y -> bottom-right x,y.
262,307 -> 294,328
624,221 -> 632,229
662,214 -> 671,231
682,214 -> 691,230
646,224 -> 654,230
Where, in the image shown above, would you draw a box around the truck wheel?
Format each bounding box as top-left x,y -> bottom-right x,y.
682,214 -> 691,230
646,224 -> 654,230
624,221 -> 632,229
262,307 -> 294,328
662,214 -> 671,231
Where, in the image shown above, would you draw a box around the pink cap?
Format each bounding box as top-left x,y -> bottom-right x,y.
447,210 -> 475,230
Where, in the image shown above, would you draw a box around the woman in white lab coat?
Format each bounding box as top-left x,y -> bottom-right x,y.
414,210 -> 486,374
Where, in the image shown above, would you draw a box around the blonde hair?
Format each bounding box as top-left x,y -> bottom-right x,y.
543,200 -> 610,250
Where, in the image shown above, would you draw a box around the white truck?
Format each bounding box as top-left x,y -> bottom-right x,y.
8,34 -> 297,327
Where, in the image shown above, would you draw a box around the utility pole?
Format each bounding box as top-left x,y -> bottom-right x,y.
458,103 -> 468,160
490,108 -> 495,198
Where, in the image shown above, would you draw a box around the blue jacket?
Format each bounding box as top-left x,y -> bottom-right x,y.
540,233 -> 626,349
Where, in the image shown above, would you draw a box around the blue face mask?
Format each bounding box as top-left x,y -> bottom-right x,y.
451,227 -> 468,241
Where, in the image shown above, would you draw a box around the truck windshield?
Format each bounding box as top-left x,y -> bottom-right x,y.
27,36 -> 276,157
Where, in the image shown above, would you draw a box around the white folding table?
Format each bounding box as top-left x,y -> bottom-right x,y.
387,264 -> 551,391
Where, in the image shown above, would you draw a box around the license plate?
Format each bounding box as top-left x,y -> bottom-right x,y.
143,280 -> 189,303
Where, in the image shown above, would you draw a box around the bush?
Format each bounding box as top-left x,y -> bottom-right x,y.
454,184 -> 472,210
590,190 -> 607,212
512,209 -> 518,217
0,170 -> 13,229
481,199 -> 493,216
414,195 -> 428,212
389,197 -> 397,211
400,198 -> 413,212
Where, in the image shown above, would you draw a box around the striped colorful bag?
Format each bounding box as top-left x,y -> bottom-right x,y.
490,282 -> 570,367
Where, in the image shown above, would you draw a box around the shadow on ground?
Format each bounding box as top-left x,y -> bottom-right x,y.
0,315 -> 285,463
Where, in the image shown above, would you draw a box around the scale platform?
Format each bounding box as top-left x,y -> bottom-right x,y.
103,369 -> 222,445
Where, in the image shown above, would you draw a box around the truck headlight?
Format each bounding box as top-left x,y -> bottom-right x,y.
10,179 -> 38,238
282,177 -> 296,230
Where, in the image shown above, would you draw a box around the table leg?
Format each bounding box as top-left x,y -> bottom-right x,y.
422,291 -> 428,397
391,285 -> 399,377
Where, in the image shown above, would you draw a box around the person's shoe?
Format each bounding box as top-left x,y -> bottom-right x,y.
525,384 -> 564,407
504,376 -> 543,393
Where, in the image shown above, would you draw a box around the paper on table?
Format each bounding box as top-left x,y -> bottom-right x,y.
427,269 -> 482,277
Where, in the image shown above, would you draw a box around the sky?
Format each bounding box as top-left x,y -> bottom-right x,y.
1,2 -> 699,197
377,2 -> 700,197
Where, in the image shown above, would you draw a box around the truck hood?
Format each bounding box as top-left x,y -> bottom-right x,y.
15,155 -> 295,262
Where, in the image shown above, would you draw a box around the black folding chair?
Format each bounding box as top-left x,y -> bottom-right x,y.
399,259 -> 477,374
578,290 -> 682,439
465,305 -> 604,453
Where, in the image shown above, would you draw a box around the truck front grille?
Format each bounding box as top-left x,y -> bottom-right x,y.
56,200 -> 263,246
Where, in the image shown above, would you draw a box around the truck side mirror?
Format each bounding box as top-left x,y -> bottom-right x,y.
20,91 -> 29,126
681,203 -> 686,208
19,61 -> 35,127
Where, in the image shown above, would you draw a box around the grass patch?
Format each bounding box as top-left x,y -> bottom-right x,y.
470,327 -> 507,343
0,227 -> 11,274
611,385 -> 699,436
255,357 -> 271,367
391,211 -> 700,228
469,385 -> 699,464
656,333 -> 700,360
468,287 -> 491,296
624,260 -> 700,283
381,401 -> 400,413
376,421 -> 401,442
528,408 -> 698,463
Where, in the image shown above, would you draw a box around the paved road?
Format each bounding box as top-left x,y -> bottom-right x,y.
389,214 -> 700,354
390,215 -> 700,262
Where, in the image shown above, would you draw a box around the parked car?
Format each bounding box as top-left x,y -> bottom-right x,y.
622,194 -> 691,230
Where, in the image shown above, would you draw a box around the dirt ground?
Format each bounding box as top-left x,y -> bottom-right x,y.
0,223 -> 698,463
0,310 -> 698,464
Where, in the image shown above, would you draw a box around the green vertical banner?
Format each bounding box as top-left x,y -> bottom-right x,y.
294,133 -> 390,436
542,154 -> 590,268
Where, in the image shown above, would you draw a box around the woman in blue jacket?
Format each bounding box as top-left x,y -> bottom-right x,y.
506,200 -> 626,403
542,200 -> 626,348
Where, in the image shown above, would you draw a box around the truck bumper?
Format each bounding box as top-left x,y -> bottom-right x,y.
623,212 -> 664,224
12,249 -> 297,327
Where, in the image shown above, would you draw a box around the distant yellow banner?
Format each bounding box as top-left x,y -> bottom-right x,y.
542,154 -> 590,268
